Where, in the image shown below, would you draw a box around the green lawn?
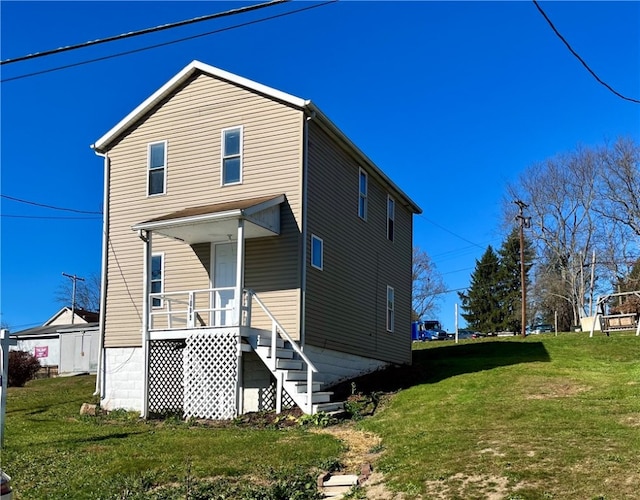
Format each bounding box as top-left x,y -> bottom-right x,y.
360,332 -> 640,499
3,376 -> 341,499
4,332 -> 640,499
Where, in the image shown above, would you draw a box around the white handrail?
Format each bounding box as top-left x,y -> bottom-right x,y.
244,289 -> 318,414
245,290 -> 318,373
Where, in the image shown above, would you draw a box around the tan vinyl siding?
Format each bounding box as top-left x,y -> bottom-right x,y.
103,72 -> 303,347
304,120 -> 413,365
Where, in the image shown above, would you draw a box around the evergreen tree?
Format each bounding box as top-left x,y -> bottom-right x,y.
458,246 -> 502,332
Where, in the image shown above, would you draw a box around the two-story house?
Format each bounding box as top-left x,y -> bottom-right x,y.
92,61 -> 421,419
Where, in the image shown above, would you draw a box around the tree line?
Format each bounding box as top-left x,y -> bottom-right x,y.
457,137 -> 639,332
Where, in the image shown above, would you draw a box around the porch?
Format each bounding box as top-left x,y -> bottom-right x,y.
143,288 -> 335,420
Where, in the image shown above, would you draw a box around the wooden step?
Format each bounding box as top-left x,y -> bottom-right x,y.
313,401 -> 345,414
302,391 -> 333,404
256,346 -> 294,359
284,369 -> 307,381
255,335 -> 284,348
291,382 -> 322,393
276,358 -> 303,370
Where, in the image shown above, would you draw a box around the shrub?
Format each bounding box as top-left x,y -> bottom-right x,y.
8,350 -> 41,387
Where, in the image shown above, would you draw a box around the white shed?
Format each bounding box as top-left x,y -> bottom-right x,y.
10,308 -> 99,375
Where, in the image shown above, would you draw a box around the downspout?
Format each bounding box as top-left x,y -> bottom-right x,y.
300,110 -> 315,348
92,149 -> 110,398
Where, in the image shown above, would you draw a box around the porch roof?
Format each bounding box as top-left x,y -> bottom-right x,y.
132,194 -> 284,244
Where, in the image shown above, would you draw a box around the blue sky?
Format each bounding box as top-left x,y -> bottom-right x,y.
1,1 -> 639,331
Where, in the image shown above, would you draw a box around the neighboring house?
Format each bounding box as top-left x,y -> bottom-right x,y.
11,307 -> 99,374
92,60 -> 421,419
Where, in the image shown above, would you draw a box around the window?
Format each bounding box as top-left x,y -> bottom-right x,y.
358,168 -> 368,220
311,234 -> 323,270
386,286 -> 395,332
222,126 -> 242,185
148,141 -> 167,195
151,254 -> 163,307
387,196 -> 395,241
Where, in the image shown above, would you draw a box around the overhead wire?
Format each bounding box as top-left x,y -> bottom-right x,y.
532,0 -> 640,104
0,0 -> 289,65
1,0 -> 338,83
1,194 -> 102,214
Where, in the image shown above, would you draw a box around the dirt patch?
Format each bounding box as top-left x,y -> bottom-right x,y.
424,473 -> 514,500
620,413 -> 640,427
314,423 -> 383,473
524,378 -> 590,399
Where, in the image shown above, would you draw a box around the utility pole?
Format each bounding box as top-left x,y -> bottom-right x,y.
514,201 -> 530,338
62,272 -> 85,324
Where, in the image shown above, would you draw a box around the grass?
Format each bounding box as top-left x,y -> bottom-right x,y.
359,332 -> 640,499
3,376 -> 342,499
4,332 -> 640,499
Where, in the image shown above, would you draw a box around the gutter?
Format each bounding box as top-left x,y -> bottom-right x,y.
91,147 -> 109,398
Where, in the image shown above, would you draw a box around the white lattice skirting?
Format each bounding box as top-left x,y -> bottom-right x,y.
183,330 -> 239,420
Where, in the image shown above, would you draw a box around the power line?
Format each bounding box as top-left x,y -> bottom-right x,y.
1,214 -> 101,220
417,214 -> 485,249
1,194 -> 102,214
0,0 -> 289,65
1,1 -> 338,83
532,0 -> 640,105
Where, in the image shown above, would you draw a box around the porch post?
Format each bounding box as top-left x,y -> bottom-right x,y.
235,219 -> 245,326
235,220 -> 245,415
141,230 -> 152,419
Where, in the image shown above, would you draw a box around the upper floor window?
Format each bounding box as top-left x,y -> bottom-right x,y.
222,126 -> 242,185
148,141 -> 167,196
358,168 -> 368,220
387,195 -> 395,241
151,254 -> 164,307
311,234 -> 323,270
386,285 -> 395,332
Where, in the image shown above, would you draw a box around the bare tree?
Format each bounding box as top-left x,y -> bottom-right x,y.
55,271 -> 101,312
508,146 -> 600,326
595,137 -> 640,238
412,246 -> 446,320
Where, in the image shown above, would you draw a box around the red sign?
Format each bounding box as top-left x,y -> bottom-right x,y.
34,346 -> 49,359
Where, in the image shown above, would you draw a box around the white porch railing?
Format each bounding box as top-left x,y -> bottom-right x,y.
149,287 -> 237,330
147,287 -> 320,414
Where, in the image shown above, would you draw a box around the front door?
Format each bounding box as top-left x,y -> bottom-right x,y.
213,242 -> 237,326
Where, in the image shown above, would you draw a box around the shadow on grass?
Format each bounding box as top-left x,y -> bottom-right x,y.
331,340 -> 550,399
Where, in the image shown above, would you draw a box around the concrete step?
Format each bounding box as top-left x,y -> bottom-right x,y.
321,474 -> 359,498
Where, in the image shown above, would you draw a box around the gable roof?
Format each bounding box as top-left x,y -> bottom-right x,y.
92,60 -> 421,214
43,307 -> 100,326
11,322 -> 99,339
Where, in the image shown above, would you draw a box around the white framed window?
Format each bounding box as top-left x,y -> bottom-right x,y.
148,141 -> 167,196
311,234 -> 323,270
387,195 -> 395,241
221,126 -> 243,185
151,254 -> 164,308
358,168 -> 368,220
386,286 -> 395,332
